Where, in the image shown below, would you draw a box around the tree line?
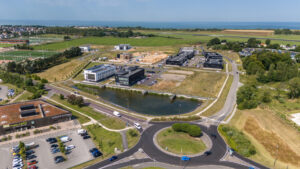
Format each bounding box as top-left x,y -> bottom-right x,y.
274,29 -> 300,35
6,47 -> 82,74
45,27 -> 155,38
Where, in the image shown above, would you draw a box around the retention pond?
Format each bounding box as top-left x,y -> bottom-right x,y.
74,85 -> 202,116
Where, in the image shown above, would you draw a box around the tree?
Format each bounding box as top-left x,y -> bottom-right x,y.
207,38 -> 221,46
59,94 -> 65,100
260,88 -> 272,103
265,39 -> 271,46
288,77 -> 300,99
237,84 -> 259,109
64,36 -> 71,41
295,54 -> 300,63
67,94 -> 84,107
247,38 -> 259,48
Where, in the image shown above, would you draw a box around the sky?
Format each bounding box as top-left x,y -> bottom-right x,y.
0,0 -> 300,22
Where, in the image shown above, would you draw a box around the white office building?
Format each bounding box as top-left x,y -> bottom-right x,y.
80,45 -> 91,52
114,44 -> 132,51
84,64 -> 116,82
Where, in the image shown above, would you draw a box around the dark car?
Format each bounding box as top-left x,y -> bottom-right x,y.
89,148 -> 102,158
26,155 -> 37,160
46,137 -> 55,142
109,156 -> 118,161
83,135 -> 91,139
51,148 -> 60,154
51,144 -> 58,148
54,156 -> 64,163
210,134 -> 217,139
204,151 -> 212,156
80,133 -> 88,136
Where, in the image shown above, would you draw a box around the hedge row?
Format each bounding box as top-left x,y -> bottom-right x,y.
172,123 -> 202,137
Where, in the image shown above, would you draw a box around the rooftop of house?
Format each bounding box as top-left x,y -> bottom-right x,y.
0,100 -> 69,126
116,66 -> 144,77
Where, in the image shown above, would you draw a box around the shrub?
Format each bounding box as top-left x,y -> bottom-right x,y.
128,129 -> 138,137
172,123 -> 202,137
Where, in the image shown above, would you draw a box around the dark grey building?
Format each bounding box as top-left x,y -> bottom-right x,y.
115,66 -> 145,86
203,52 -> 224,69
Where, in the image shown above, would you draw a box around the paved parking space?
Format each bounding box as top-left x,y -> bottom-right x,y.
0,129 -> 96,169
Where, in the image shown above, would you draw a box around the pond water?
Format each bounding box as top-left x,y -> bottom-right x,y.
76,86 -> 201,116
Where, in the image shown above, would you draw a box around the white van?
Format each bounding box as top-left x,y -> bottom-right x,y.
134,122 -> 141,129
113,111 -> 121,117
60,136 -> 72,143
78,129 -> 87,135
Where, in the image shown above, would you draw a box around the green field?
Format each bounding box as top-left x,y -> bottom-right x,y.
157,127 -> 206,155
0,50 -> 58,61
34,36 -> 198,51
0,44 -> 15,47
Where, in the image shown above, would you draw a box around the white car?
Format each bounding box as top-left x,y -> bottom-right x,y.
13,159 -> 22,163
65,145 -> 75,150
113,111 -> 121,117
134,122 -> 142,129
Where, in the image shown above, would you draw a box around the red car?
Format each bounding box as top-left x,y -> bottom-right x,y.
28,165 -> 37,169
27,160 -> 37,166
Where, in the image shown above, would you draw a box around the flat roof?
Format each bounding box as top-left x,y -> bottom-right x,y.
85,64 -> 115,73
0,100 -> 70,126
116,66 -> 144,77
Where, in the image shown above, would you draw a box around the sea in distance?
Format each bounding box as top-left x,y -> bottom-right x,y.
1,20 -> 300,29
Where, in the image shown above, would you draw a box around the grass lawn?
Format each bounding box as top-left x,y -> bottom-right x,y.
34,36 -> 198,51
126,129 -> 140,149
201,75 -> 233,116
0,50 -> 58,61
13,91 -> 32,103
36,59 -> 84,82
157,128 -> 206,155
70,124 -> 123,169
136,71 -> 226,98
51,95 -> 126,129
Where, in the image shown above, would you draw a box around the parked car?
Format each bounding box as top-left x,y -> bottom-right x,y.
47,138 -> 57,144
27,165 -> 37,169
181,156 -> 190,161
51,148 -> 60,154
77,129 -> 87,135
54,156 -> 64,163
50,144 -> 58,148
113,111 -> 121,117
60,136 -> 72,143
83,135 -> 91,139
134,122 -> 142,129
89,148 -> 102,158
26,155 -> 37,160
65,145 -> 75,151
27,160 -> 37,166
13,163 -> 23,168
109,156 -> 118,161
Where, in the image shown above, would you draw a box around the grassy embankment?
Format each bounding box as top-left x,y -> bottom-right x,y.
51,94 -> 126,129
126,129 -> 140,149
156,127 -> 206,155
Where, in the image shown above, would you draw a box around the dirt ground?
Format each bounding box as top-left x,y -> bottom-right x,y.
160,73 -> 186,81
167,70 -> 194,75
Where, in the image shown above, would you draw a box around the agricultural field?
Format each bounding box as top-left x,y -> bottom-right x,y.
0,44 -> 15,48
34,36 -> 199,51
0,50 -> 58,61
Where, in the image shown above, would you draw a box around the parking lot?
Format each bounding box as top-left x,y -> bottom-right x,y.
0,84 -> 8,101
0,129 -> 96,169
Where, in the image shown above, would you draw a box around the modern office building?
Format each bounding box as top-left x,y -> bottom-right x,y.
203,52 -> 224,69
166,47 -> 195,66
115,66 -> 145,86
79,45 -> 91,52
0,100 -> 71,135
84,64 -> 116,82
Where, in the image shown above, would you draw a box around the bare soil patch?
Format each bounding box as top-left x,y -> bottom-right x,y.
222,29 -> 274,36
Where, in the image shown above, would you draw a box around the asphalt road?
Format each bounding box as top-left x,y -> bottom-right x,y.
86,122 -> 268,169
